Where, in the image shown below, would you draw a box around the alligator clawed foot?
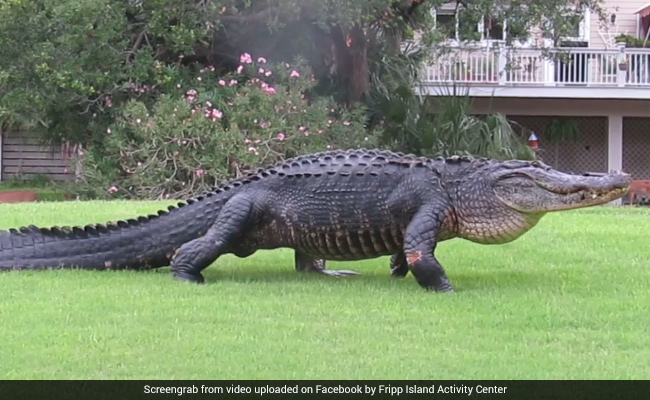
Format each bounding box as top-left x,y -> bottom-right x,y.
432,282 -> 454,293
390,267 -> 409,278
172,269 -> 206,284
317,269 -> 360,277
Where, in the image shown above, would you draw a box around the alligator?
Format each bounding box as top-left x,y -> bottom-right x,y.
0,148 -> 630,291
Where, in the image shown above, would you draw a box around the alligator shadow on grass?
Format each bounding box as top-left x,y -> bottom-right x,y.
145,266 -> 554,292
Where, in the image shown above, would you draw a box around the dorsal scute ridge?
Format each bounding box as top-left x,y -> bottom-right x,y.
0,149 -> 490,237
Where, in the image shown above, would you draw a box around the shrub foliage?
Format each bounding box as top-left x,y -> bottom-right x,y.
82,57 -> 375,199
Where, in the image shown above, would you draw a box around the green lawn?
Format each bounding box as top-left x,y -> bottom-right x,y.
1,201 -> 649,380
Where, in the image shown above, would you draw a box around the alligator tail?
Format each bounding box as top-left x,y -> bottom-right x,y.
0,194 -> 225,271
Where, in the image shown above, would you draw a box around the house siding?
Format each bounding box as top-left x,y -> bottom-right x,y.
590,0 -> 646,47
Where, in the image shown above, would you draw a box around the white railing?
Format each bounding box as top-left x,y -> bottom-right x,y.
423,42 -> 650,87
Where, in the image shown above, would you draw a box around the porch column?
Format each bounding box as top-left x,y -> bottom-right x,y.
607,114 -> 624,205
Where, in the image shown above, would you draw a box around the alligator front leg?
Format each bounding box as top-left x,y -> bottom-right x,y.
389,252 -> 409,278
294,252 -> 360,277
171,195 -> 255,283
403,206 -> 453,292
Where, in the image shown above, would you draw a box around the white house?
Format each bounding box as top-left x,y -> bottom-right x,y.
418,0 -> 650,185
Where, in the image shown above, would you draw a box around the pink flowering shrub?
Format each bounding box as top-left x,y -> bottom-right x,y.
82,56 -> 376,199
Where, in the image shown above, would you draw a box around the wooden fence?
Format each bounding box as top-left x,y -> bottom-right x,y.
1,130 -> 76,182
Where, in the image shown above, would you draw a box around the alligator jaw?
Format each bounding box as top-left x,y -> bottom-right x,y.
493,169 -> 631,213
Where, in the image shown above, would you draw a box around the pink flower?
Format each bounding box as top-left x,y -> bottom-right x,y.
258,67 -> 265,74
208,65 -> 215,71
298,125 -> 307,132
257,57 -> 267,63
218,79 -> 226,86
290,70 -> 300,78
205,101 -> 212,107
185,89 -> 197,102
244,138 -> 251,144
196,76 -> 202,81
108,186 -> 118,194
260,83 -> 276,95
210,109 -> 223,120
265,70 -> 272,76
276,132 -> 286,141
240,53 -> 252,64
236,65 -> 244,74
248,146 -> 259,155
195,169 -> 205,178
106,128 -> 112,134
228,79 -> 237,86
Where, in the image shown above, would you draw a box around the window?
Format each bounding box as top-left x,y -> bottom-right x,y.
432,7 -> 483,42
483,16 -> 504,40
505,20 -> 527,42
563,11 -> 589,41
458,11 -> 482,41
432,7 -> 531,45
434,10 -> 457,40
551,7 -> 590,43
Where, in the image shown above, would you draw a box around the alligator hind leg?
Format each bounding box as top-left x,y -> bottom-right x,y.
403,207 -> 453,292
171,195 -> 255,283
389,252 -> 409,278
294,252 -> 360,277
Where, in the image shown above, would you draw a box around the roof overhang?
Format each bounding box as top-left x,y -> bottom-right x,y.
635,2 -> 650,17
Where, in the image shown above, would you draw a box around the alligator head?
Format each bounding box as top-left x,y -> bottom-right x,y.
451,159 -> 631,244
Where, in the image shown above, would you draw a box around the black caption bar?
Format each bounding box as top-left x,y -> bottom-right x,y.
1,380 -> 649,400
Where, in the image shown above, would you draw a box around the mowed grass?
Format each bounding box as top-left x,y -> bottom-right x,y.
1,201 -> 649,380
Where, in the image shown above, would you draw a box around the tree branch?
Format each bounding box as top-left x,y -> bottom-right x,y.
215,8 -> 276,24
126,27 -> 147,65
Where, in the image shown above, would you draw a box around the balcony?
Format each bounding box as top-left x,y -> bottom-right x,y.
419,43 -> 650,100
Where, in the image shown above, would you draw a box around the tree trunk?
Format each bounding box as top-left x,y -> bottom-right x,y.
347,25 -> 370,105
329,24 -> 370,106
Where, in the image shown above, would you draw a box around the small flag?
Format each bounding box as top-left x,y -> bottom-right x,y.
528,132 -> 539,149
